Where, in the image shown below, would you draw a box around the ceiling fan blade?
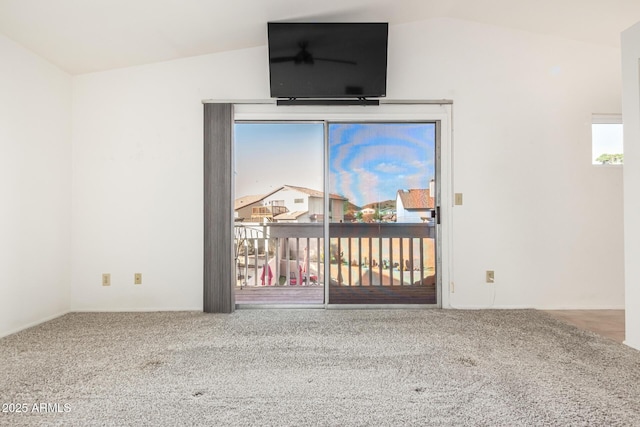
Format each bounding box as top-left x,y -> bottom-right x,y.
314,57 -> 357,65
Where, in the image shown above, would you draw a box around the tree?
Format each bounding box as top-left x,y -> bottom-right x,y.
595,153 -> 624,165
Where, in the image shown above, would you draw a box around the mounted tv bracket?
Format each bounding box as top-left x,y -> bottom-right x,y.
276,98 -> 380,106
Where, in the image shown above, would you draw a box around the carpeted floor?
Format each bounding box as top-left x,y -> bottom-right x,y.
1,310 -> 639,426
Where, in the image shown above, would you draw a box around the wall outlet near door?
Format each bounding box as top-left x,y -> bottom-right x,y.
102,273 -> 111,286
454,193 -> 463,205
486,270 -> 495,283
134,273 -> 142,285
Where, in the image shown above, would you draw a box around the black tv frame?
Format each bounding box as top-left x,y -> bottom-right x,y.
276,98 -> 380,106
268,22 -> 388,102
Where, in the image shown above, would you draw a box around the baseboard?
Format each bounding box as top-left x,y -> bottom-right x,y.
623,340 -> 640,351
445,305 -> 535,310
0,310 -> 71,339
70,307 -> 202,313
536,305 -> 626,310
445,305 -> 625,310
2,309 -> 206,338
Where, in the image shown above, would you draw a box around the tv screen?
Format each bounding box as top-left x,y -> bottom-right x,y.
268,22 -> 388,99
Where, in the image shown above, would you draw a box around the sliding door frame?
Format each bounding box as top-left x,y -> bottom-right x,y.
207,100 -> 453,310
233,120 -> 326,309
324,119 -> 441,308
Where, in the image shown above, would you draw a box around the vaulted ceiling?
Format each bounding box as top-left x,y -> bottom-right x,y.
1,0 -> 639,74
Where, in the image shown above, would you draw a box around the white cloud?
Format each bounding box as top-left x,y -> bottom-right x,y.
374,162 -> 404,173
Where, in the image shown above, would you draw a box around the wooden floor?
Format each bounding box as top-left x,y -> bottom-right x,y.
544,310 -> 625,343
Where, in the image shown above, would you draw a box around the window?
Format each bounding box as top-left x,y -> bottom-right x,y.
592,114 -> 623,165
294,198 -> 304,204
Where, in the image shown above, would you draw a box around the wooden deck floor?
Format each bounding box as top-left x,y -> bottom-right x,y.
234,284 -> 437,305
329,284 -> 436,304
235,286 -> 325,305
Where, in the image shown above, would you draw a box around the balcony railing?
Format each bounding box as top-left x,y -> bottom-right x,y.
235,223 -> 324,288
234,222 -> 435,291
250,205 -> 289,222
328,222 -> 435,289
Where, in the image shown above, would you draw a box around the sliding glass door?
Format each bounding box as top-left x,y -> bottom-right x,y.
327,122 -> 437,305
233,120 -> 438,306
233,122 -> 325,305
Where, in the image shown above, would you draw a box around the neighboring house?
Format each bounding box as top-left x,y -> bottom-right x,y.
273,210 -> 309,223
234,194 -> 268,221
234,193 -> 287,222
360,208 -> 376,215
263,185 -> 347,223
396,188 -> 435,223
234,184 -> 347,223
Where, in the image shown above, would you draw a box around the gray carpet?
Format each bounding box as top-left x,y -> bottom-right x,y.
1,310 -> 639,426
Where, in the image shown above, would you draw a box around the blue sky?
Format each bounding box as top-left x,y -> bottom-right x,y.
329,123 -> 435,207
234,123 -> 324,197
234,122 -> 435,207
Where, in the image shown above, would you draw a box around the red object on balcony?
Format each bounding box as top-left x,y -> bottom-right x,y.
289,265 -> 304,285
260,265 -> 273,286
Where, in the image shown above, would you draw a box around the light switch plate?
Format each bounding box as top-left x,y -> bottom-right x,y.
102,273 -> 110,286
455,193 -> 463,205
134,273 -> 142,285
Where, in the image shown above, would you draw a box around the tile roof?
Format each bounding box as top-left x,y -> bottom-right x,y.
397,189 -> 434,210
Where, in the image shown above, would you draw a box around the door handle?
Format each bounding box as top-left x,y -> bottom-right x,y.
429,207 -> 441,225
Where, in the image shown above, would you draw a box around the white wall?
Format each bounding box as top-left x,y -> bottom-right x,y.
0,35 -> 72,337
622,22 -> 640,350
390,19 -> 624,309
70,17 -> 624,310
71,49 -> 266,310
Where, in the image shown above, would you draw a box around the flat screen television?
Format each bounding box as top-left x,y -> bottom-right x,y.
268,22 -> 388,99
